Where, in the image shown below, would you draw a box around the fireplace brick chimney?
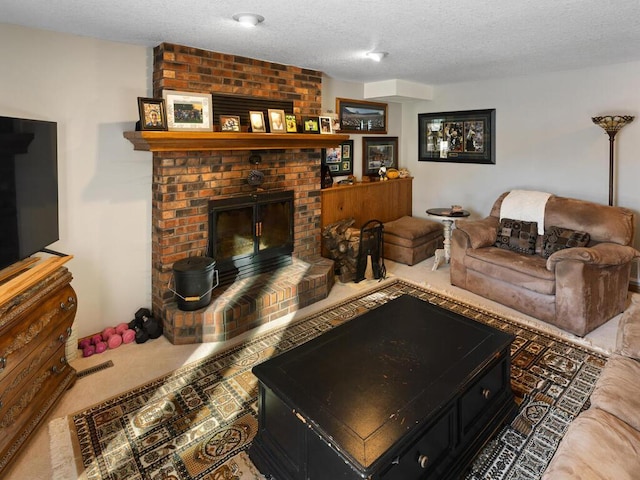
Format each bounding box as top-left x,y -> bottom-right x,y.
150,43 -> 334,343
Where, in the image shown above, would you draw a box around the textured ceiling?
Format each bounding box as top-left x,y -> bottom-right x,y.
2,0 -> 640,85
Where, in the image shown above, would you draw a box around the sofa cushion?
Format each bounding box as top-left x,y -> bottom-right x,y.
541,226 -> 590,259
616,300 -> 640,361
590,353 -> 640,432
542,408 -> 640,480
494,218 -> 538,255
465,247 -> 555,295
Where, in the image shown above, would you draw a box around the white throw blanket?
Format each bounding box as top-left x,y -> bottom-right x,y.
500,190 -> 552,235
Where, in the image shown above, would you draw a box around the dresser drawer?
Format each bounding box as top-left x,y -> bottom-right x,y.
0,310 -> 74,413
0,284 -> 76,381
460,355 -> 508,434
0,343 -> 74,454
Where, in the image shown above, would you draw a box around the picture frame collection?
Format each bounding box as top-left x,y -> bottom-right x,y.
138,91 -> 348,134
138,96 -> 498,179
322,140 -> 354,176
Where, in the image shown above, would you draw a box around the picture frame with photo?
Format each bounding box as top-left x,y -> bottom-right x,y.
162,90 -> 213,131
285,114 -> 298,133
336,97 -> 388,134
362,136 -> 398,176
303,117 -> 320,134
418,109 -> 495,164
267,109 -> 286,133
137,97 -> 167,131
219,115 -> 241,132
322,140 -> 354,176
249,111 -> 266,133
319,116 -> 333,134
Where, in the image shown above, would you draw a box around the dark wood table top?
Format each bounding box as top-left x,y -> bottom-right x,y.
252,294 -> 513,470
426,207 -> 470,218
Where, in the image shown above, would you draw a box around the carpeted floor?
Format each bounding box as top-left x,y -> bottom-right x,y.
50,279 -> 608,480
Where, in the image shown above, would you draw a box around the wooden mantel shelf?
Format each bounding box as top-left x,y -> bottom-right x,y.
123,131 -> 350,152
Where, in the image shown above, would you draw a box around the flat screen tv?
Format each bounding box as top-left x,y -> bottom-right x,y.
0,116 -> 59,270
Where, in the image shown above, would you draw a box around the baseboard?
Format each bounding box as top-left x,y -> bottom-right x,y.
630,282 -> 640,294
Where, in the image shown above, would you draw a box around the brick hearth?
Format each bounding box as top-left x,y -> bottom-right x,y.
151,43 -> 334,344
163,257 -> 333,344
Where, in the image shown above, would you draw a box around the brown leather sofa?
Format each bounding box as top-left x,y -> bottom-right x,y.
450,191 -> 639,336
542,299 -> 640,479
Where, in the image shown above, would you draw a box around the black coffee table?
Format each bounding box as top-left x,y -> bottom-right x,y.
249,294 -> 516,480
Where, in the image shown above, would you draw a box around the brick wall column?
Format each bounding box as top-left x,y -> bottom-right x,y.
150,43 -> 325,318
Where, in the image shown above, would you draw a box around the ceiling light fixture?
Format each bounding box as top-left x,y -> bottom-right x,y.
232,13 -> 265,27
366,51 -> 388,62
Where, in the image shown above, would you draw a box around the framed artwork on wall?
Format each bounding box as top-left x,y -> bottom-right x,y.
362,137 -> 398,176
418,109 -> 495,164
137,97 -> 167,131
162,90 -> 213,131
322,140 -> 354,176
336,97 -> 388,134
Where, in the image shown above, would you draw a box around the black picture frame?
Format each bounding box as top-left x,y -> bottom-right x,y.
418,109 -> 495,164
322,140 -> 354,177
362,136 -> 398,177
336,98 -> 387,134
303,117 -> 320,134
137,97 -> 167,131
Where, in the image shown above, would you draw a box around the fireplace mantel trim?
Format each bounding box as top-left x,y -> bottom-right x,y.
124,131 -> 350,152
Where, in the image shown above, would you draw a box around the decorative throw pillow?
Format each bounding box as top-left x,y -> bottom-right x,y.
494,218 -> 538,255
541,226 -> 590,258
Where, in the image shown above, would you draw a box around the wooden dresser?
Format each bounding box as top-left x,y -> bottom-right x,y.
321,177 -> 413,229
0,262 -> 77,474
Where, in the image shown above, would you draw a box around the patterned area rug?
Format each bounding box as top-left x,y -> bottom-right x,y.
52,279 -> 608,480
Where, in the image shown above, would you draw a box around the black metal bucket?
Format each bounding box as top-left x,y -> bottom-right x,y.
170,256 -> 219,311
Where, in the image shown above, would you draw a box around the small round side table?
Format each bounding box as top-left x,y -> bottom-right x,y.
426,208 -> 471,270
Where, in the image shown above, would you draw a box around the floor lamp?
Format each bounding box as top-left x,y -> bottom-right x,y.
592,115 -> 634,206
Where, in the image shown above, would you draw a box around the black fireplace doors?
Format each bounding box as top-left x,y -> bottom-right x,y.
209,190 -> 294,285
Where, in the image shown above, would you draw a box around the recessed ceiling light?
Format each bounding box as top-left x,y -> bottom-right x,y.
366,51 -> 388,62
232,13 -> 265,27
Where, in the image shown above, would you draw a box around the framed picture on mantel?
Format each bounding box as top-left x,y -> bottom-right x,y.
137,97 -> 167,131
162,90 -> 213,132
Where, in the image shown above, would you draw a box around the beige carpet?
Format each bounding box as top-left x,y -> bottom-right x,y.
48,278 -> 609,480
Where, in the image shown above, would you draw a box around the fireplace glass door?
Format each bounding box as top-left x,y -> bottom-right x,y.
209,190 -> 294,284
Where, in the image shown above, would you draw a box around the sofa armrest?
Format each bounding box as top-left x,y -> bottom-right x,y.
616,300 -> 640,360
546,243 -> 640,270
454,216 -> 499,249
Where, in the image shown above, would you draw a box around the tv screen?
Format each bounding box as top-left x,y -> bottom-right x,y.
0,116 -> 59,270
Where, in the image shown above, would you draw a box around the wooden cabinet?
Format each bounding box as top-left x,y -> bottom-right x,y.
321,177 -> 413,229
0,265 -> 77,474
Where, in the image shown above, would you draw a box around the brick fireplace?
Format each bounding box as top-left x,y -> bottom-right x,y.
150,43 -> 335,344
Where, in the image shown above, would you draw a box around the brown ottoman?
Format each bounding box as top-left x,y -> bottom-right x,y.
383,216 -> 444,266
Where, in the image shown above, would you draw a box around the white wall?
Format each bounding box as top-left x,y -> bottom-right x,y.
402,62 -> 640,248
0,24 -> 152,338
